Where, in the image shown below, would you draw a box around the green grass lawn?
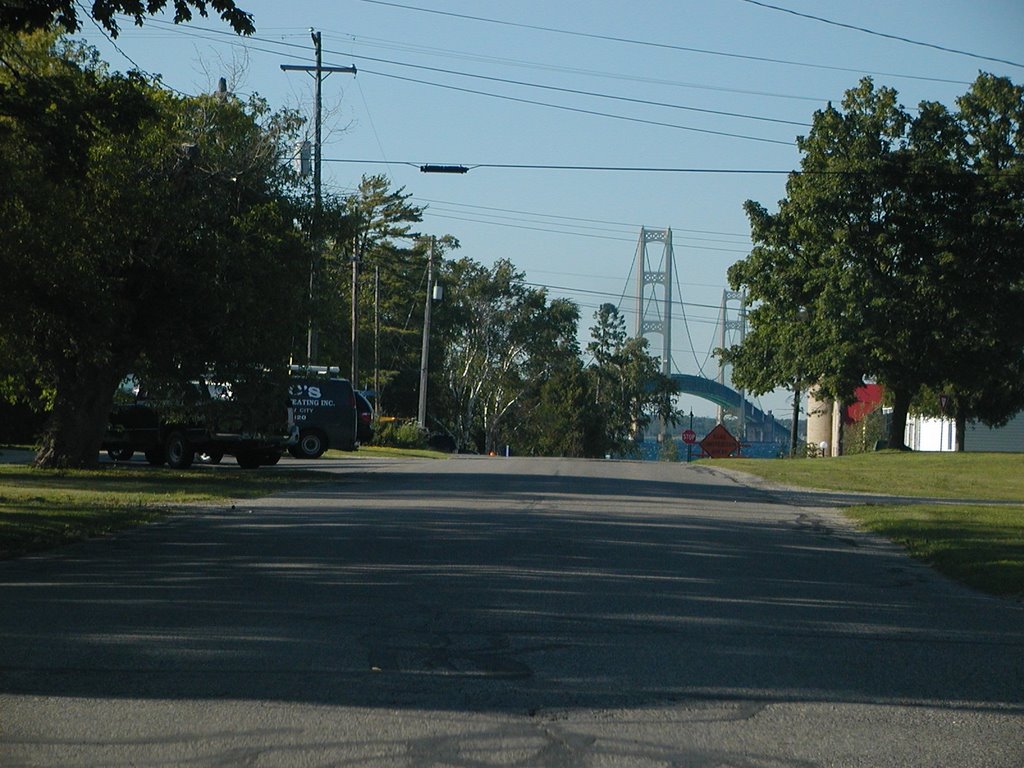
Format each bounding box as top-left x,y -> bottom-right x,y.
712,452 -> 1024,598
0,443 -> 445,559
845,503 -> 1023,598
0,464 -> 334,559
328,445 -> 450,460
721,451 -> 1024,501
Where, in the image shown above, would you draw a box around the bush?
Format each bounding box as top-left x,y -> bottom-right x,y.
659,437 -> 680,462
374,419 -> 428,450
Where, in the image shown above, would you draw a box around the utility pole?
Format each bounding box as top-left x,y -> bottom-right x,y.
351,250 -> 360,389
374,265 -> 380,396
790,381 -> 802,457
281,31 -> 356,365
417,237 -> 436,430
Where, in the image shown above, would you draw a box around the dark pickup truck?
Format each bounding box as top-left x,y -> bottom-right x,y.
102,375 -> 299,469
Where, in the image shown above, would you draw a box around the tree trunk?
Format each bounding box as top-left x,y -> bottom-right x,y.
789,382 -> 801,457
35,365 -> 122,469
887,387 -> 912,451
954,396 -> 967,452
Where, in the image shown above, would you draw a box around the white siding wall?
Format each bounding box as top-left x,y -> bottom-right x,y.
905,415 -> 957,452
965,413 -> 1024,453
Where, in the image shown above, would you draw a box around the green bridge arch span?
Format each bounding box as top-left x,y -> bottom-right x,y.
669,374 -> 789,443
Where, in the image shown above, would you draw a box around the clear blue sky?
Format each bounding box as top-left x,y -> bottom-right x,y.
79,0 -> 1024,417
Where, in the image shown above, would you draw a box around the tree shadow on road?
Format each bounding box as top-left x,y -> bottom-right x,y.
2,460 -> 1022,716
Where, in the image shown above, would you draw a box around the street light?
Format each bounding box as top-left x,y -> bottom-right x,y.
420,164 -> 469,174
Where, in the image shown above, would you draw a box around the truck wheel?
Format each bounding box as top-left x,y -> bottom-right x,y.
294,429 -> 327,459
262,451 -> 282,466
164,431 -> 195,469
107,448 -> 134,461
144,449 -> 166,466
235,451 -> 261,469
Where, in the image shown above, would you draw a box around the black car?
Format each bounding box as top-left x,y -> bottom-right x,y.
102,375 -> 298,469
288,371 -> 358,458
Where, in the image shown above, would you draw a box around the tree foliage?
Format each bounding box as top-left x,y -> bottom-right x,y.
586,303 -> 679,456
0,31 -> 308,466
0,0 -> 254,38
726,75 -> 1024,450
519,356 -> 606,458
311,174 -> 432,411
432,258 -> 580,454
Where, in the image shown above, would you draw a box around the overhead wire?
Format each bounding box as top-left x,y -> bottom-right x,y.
122,17 -> 835,107
739,0 -> 1024,69
315,187 -> 754,265
326,31 -> 833,104
325,158 -> 800,173
116,19 -> 800,145
411,197 -> 752,240
77,4 -> 191,96
420,210 -> 752,253
331,50 -> 809,128
423,206 -> 750,248
355,0 -> 976,85
341,68 -> 797,146
353,75 -> 393,173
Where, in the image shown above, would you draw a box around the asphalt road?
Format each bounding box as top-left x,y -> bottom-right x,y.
1,456 -> 1022,767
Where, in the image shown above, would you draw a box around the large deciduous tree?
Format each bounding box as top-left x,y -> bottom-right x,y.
725,75 -> 1024,450
0,0 -> 254,38
0,32 -> 308,467
433,258 -> 579,454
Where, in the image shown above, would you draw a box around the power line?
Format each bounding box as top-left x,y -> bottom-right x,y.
320,184 -> 754,255
338,51 -> 809,128
421,210 -> 752,253
129,17 -> 829,106
355,0 -> 975,86
326,158 -> 1023,178
328,31 -> 833,104
520,280 -> 726,314
739,0 -> 1024,70
529,268 -> 730,290
356,68 -> 796,145
426,206 -> 750,248
325,158 -> 796,173
412,196 -> 752,240
79,8 -> 191,97
122,19 -> 799,145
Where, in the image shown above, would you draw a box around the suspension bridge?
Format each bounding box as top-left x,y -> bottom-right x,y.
629,227 -> 789,445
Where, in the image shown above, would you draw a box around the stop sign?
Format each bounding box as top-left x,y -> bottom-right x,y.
682,429 -> 697,444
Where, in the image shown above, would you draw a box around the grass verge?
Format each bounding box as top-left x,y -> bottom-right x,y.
0,465 -> 335,560
844,503 -> 1023,598
711,452 -> 1024,598
721,451 -> 1023,500
343,445 -> 449,460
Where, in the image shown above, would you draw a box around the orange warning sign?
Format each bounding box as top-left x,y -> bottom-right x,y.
699,424 -> 741,458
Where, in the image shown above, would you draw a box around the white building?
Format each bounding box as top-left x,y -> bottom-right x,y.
905,412 -> 1024,453
904,414 -> 957,452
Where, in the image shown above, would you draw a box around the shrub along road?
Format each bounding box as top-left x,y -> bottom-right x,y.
1,455 -> 1022,767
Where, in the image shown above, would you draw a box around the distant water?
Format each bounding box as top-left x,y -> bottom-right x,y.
637,438 -> 785,462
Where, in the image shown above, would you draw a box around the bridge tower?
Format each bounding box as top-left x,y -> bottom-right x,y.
634,227 -> 673,380
716,289 -> 748,434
